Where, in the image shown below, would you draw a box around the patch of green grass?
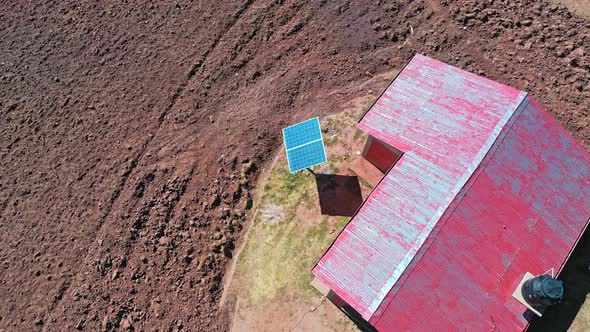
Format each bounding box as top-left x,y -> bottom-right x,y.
383,69 -> 400,81
330,117 -> 345,133
234,95 -> 373,309
324,135 -> 339,147
358,175 -> 374,190
335,216 -> 349,225
235,160 -> 345,304
307,218 -> 329,242
353,128 -> 365,142
329,161 -> 340,174
362,95 -> 378,113
570,295 -> 590,331
262,166 -> 311,206
330,154 -> 344,163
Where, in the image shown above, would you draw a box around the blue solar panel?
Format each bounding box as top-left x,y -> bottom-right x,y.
287,140 -> 327,173
282,117 -> 327,173
283,118 -> 322,150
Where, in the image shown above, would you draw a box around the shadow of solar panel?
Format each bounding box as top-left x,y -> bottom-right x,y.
282,117 -> 327,173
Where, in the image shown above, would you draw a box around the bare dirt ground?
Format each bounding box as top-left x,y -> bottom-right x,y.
0,0 -> 588,331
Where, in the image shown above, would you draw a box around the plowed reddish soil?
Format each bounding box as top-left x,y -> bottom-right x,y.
1,0 -> 588,331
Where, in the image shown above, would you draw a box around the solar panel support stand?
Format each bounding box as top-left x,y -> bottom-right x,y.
306,168 -> 316,175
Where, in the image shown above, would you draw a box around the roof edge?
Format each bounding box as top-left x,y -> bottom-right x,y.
357,54 -> 415,125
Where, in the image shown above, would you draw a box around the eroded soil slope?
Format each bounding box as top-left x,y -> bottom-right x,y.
0,0 -> 588,330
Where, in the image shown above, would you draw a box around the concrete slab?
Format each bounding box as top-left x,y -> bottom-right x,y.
512,272 -> 544,317
311,276 -> 331,296
348,157 -> 384,188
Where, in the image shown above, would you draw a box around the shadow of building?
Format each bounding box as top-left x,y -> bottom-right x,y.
527,226 -> 590,331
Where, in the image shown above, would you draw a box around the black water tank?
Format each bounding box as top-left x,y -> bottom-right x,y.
521,274 -> 564,307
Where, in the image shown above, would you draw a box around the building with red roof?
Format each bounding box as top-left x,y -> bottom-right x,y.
313,54 -> 590,331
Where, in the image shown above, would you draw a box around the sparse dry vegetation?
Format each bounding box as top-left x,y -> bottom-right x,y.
228,100 -> 377,331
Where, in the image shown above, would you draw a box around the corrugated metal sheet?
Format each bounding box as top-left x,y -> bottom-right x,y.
371,99 -> 590,331
312,54 -> 526,319
312,54 -> 590,330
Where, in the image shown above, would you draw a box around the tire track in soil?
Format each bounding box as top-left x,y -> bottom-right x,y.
42,0 -> 257,323
124,164 -> 195,263
0,188 -> 16,217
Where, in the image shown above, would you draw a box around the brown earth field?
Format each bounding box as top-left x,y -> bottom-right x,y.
0,0 -> 589,331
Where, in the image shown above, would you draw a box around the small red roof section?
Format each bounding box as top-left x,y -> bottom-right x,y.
313,54 -> 590,330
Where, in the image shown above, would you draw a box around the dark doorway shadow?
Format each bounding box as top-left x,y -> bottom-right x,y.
340,305 -> 378,332
527,226 -> 590,331
315,174 -> 363,217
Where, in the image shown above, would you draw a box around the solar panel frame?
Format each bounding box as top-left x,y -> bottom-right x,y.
283,118 -> 323,149
286,140 -> 327,173
282,117 -> 327,173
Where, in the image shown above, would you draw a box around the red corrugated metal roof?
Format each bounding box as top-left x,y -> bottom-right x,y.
371,98 -> 590,331
312,54 -> 590,330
